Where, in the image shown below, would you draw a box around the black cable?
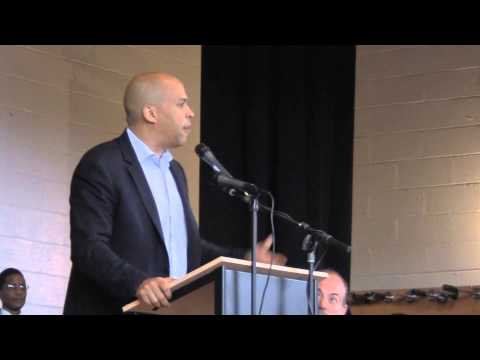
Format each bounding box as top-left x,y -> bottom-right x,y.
258,192 -> 276,315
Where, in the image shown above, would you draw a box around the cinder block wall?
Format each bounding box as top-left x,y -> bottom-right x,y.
0,45 -> 201,314
352,45 -> 480,291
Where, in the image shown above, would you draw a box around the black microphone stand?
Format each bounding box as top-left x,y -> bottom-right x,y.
214,178 -> 262,315
226,189 -> 351,315
227,189 -> 351,254
302,234 -> 319,315
250,195 -> 260,315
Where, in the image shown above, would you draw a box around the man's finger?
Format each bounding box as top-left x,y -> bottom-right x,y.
138,289 -> 152,306
273,254 -> 288,266
165,277 -> 177,293
153,278 -> 173,300
158,293 -> 170,307
260,234 -> 273,249
145,286 -> 162,308
151,282 -> 171,306
162,286 -> 172,300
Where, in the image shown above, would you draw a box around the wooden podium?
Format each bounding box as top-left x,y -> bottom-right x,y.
123,256 -> 328,315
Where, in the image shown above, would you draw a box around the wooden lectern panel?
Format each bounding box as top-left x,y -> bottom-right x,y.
123,256 -> 327,315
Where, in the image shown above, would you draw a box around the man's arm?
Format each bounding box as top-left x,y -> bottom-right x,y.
69,153 -> 148,303
199,238 -> 247,264
200,235 -> 287,266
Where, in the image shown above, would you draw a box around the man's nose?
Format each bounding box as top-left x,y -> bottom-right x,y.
187,105 -> 194,118
319,296 -> 328,309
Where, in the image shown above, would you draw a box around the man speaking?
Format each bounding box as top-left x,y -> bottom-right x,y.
64,72 -> 285,315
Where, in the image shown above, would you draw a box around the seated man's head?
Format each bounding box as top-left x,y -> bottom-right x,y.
0,268 -> 27,314
318,269 -> 348,315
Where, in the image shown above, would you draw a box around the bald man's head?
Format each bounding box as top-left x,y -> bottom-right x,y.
123,72 -> 181,125
318,269 -> 349,315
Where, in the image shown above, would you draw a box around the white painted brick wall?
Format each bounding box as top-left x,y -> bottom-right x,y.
0,45 -> 201,314
352,45 -> 480,291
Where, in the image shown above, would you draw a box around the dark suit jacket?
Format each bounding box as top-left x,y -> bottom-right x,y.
63,131 -> 245,314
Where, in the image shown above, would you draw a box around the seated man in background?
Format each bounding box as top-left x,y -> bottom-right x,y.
318,269 -> 349,315
0,268 -> 28,315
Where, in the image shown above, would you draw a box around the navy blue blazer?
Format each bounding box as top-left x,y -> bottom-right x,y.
63,131 -> 245,314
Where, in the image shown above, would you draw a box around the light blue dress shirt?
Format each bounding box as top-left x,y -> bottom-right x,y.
126,128 -> 188,278
0,308 -> 15,315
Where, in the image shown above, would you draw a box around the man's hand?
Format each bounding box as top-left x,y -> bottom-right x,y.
245,234 -> 287,266
136,277 -> 176,309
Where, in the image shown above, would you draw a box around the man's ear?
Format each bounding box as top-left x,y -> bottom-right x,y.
142,105 -> 158,124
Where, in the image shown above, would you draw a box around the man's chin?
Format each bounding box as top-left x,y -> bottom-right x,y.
10,301 -> 25,310
176,136 -> 189,147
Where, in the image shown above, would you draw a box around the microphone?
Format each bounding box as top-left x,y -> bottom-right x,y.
195,143 -> 262,196
195,143 -> 233,178
214,173 -> 261,196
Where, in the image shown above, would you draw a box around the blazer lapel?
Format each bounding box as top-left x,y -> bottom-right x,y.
116,131 -> 165,244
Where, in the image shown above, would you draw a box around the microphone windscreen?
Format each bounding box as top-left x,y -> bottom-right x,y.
195,143 -> 209,156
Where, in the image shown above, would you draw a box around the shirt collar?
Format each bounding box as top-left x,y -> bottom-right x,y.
1,308 -> 19,315
126,128 -> 173,165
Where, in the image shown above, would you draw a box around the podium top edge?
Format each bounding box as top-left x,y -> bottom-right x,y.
215,256 -> 328,278
123,256 -> 328,313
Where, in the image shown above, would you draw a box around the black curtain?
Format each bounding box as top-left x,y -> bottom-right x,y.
199,46 -> 355,283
